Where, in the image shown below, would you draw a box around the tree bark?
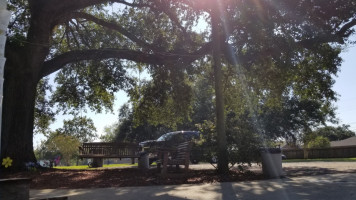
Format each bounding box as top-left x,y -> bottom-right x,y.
1,62 -> 39,169
211,6 -> 229,174
1,6 -> 51,169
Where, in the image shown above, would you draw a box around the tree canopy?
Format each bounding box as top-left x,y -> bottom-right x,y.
54,115 -> 98,143
312,125 -> 355,141
306,136 -> 331,148
2,0 -> 210,169
38,133 -> 80,166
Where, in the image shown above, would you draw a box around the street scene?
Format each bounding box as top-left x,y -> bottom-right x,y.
1,1 -> 356,200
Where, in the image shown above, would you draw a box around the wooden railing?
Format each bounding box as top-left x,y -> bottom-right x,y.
78,142 -> 141,159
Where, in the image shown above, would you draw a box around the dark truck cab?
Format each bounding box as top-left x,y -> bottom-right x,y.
139,131 -> 201,164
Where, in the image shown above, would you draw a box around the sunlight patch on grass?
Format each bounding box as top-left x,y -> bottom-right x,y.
283,158 -> 356,163
54,163 -> 138,170
54,165 -> 90,170
103,163 -> 138,168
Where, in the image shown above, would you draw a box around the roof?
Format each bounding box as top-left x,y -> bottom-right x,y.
330,136 -> 356,147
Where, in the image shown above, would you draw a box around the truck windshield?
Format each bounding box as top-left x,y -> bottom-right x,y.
156,132 -> 176,141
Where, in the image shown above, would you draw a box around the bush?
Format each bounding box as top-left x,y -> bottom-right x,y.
307,136 -> 330,148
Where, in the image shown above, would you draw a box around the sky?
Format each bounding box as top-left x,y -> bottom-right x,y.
33,38 -> 356,148
331,41 -> 356,132
33,89 -> 129,148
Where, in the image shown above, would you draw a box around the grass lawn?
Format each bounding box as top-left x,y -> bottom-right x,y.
54,163 -> 138,170
283,157 -> 356,163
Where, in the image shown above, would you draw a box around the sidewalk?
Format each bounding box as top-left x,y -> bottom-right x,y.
31,173 -> 356,200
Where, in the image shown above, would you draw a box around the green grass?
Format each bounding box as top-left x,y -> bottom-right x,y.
54,165 -> 91,170
103,163 -> 138,168
283,157 -> 356,163
54,163 -> 138,170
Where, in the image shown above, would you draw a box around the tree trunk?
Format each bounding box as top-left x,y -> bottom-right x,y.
211,6 -> 229,174
0,5 -> 52,170
1,63 -> 38,170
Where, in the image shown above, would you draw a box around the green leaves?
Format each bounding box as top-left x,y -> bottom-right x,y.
306,136 -> 331,148
51,59 -> 132,114
55,115 -> 98,143
42,0 -> 207,125
312,125 -> 355,141
129,63 -> 195,129
12,0 -> 355,164
43,134 -> 80,166
34,78 -> 55,135
291,44 -> 341,102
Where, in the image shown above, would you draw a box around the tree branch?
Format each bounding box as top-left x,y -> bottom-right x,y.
41,49 -> 163,77
297,19 -> 356,49
146,1 -> 189,38
178,0 -> 211,12
293,20 -> 353,49
106,1 -> 195,45
41,42 -> 212,77
337,18 -> 356,37
66,12 -> 157,51
49,0 -> 109,15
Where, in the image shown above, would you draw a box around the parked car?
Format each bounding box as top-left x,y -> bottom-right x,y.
139,131 -> 200,164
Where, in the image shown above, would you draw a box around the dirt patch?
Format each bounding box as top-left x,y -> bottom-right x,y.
0,167 -> 264,189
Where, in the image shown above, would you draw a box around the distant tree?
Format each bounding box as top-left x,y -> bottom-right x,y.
313,125 -> 355,141
307,136 -> 331,148
113,103 -> 170,142
225,111 -> 262,165
45,134 -> 80,166
190,67 -> 215,126
34,141 -> 58,161
258,97 -> 333,143
100,123 -> 118,142
55,116 -> 98,143
129,68 -> 194,130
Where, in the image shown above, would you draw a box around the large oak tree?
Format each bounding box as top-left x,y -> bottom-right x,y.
2,0 -> 210,169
